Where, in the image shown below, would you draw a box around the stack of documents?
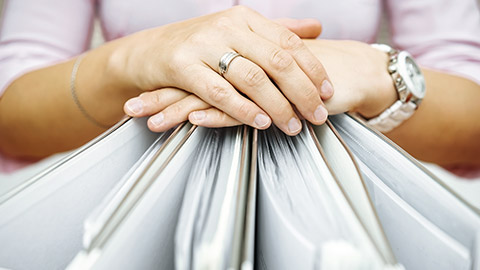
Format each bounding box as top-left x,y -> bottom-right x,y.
0,114 -> 478,270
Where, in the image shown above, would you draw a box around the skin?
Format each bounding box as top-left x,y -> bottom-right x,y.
1,7 -> 479,167
0,6 -> 332,159
128,39 -> 480,166
305,40 -> 480,166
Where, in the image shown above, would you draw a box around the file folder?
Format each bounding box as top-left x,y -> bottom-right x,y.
0,113 -> 478,270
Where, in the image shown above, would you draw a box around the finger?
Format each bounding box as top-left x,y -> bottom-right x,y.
223,55 -> 303,135
175,64 -> 273,130
124,88 -> 189,117
246,12 -> 334,100
147,94 -> 211,132
226,34 -> 328,126
189,108 -> 242,128
273,18 -> 322,39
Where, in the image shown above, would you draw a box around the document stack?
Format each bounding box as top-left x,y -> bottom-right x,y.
0,114 -> 479,270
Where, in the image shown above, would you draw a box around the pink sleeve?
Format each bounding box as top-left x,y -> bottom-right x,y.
386,0 -> 480,85
0,0 -> 96,96
386,0 -> 480,179
0,153 -> 34,173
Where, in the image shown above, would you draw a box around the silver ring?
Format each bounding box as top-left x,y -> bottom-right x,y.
219,52 -> 241,76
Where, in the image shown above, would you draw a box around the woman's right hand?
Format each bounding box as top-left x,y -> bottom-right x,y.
113,6 -> 333,135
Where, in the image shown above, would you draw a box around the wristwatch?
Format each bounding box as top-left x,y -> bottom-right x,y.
366,44 -> 426,133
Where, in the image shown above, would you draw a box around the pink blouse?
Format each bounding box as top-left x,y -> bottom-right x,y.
1,0 -> 480,175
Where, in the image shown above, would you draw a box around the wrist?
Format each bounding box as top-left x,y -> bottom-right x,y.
104,37 -> 143,95
76,40 -> 145,125
360,44 -> 426,133
355,47 -> 397,119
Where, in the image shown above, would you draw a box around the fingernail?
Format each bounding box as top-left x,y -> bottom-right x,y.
314,105 -> 328,123
150,113 -> 164,127
288,117 -> 302,134
191,111 -> 206,122
125,98 -> 143,115
254,113 -> 270,128
320,80 -> 333,97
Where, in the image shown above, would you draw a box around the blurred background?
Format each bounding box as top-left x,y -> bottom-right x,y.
1,0 -> 479,46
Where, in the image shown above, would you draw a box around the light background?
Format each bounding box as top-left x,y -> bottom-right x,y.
1,0 -> 480,46
0,1 -> 441,45
1,1 -> 480,45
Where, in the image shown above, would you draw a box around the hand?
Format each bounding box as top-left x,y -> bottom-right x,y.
124,87 -> 242,131
302,39 -> 397,118
115,6 -> 333,135
273,17 -> 323,39
124,15 -> 331,132
125,39 -> 394,130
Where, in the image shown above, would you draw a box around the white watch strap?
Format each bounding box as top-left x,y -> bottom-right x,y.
366,100 -> 417,133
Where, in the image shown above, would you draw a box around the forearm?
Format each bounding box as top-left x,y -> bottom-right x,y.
0,41 -> 134,159
385,69 -> 480,166
304,39 -> 480,166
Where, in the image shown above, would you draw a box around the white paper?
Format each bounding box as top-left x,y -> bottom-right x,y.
0,118 -> 159,270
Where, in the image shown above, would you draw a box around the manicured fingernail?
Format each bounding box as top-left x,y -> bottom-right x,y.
125,98 -> 143,115
288,117 -> 302,134
254,113 -> 270,128
150,113 -> 164,127
191,111 -> 206,122
314,105 -> 328,123
320,80 -> 333,97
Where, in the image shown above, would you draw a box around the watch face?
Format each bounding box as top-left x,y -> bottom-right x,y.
398,52 -> 426,99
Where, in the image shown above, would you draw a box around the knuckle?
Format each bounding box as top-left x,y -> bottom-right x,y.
303,86 -> 319,101
141,91 -> 162,108
207,83 -> 231,104
176,63 -> 201,83
308,61 -> 325,76
170,102 -> 185,117
185,31 -> 206,45
269,49 -> 294,72
212,16 -> 235,31
183,63 -> 199,75
271,101 -> 293,120
243,66 -> 266,88
280,30 -> 304,51
236,102 -> 255,121
231,5 -> 251,15
167,49 -> 189,72
152,91 -> 163,105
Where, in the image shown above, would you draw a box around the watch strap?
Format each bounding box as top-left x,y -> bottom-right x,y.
366,100 -> 417,132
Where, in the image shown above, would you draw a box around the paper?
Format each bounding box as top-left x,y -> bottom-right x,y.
0,117 -> 159,270
331,113 -> 480,269
256,123 -> 387,270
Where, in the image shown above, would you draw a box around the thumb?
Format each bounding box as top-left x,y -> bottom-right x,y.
274,18 -> 323,39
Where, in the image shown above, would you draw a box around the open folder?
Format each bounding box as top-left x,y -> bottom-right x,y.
0,114 -> 479,270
